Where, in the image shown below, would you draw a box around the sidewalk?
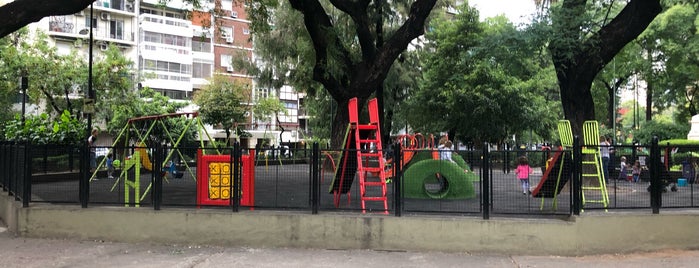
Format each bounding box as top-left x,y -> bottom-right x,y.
1,222 -> 698,268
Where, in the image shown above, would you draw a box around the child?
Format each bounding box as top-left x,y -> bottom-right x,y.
632,160 -> 641,183
106,153 -> 114,179
515,156 -> 533,195
438,140 -> 454,163
618,156 -> 627,181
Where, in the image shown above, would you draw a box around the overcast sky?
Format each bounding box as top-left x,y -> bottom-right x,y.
468,0 -> 537,25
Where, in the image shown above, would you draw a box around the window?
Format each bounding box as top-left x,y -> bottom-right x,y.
279,86 -> 296,100
142,32 -> 189,47
110,0 -> 124,10
193,60 -> 213,78
243,28 -> 250,35
192,39 -> 212,53
256,88 -> 271,100
85,17 -> 97,28
109,19 -> 124,39
221,27 -> 233,42
220,54 -> 233,67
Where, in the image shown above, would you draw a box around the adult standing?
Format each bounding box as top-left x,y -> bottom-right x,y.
88,128 -> 98,173
600,135 -> 610,184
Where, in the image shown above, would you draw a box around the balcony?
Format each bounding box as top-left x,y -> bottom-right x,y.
93,0 -> 136,13
139,14 -> 192,36
48,16 -> 135,46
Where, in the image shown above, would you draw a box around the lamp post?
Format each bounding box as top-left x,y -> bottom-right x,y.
19,76 -> 27,126
86,3 -> 94,134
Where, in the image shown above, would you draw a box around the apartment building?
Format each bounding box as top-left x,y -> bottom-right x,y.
44,0 -> 137,63
30,0 -> 304,148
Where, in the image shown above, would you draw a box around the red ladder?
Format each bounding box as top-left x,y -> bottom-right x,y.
348,98 -> 388,213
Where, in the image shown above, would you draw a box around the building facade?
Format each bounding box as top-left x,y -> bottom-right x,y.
30,0 -> 304,149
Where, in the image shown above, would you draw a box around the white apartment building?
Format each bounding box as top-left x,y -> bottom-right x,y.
138,0 -> 194,99
27,0 -> 305,148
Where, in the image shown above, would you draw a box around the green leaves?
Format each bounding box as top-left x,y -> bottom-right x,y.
412,5 -> 559,143
193,75 -> 251,144
2,110 -> 86,145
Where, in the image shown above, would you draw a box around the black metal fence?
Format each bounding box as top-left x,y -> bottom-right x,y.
2,136 -> 698,218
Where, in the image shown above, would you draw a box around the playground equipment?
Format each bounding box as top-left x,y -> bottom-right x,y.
103,112 -> 215,205
531,120 -> 608,210
329,97 -> 389,213
580,120 -> 609,209
121,151 -> 142,207
326,98 -> 476,212
196,149 -> 255,207
401,150 -> 476,200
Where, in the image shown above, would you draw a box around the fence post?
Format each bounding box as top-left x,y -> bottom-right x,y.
22,142 -> 32,207
393,142 -> 402,217
572,136 -> 582,215
0,142 -> 5,191
80,141 -> 89,208
153,144 -> 163,210
650,136 -> 661,214
311,143 -> 320,214
232,142 -> 240,212
482,143 -> 490,220
503,143 -> 509,174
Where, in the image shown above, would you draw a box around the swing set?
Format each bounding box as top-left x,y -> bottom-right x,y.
90,112 -> 220,206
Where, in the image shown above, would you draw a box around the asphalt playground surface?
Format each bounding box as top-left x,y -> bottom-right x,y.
1,220 -> 699,268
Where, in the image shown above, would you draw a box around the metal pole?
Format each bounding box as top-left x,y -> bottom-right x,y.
311,143 -> 319,214
87,4 -> 94,135
393,142 -> 402,217
19,76 -> 27,126
482,143 -> 490,220
650,136 -> 660,214
573,136 -> 582,215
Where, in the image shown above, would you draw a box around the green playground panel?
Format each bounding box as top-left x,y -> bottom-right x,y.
402,158 -> 477,200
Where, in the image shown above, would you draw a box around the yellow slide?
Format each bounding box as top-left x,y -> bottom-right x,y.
135,144 -> 153,171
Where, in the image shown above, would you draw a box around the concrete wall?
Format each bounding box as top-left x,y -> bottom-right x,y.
1,194 -> 698,256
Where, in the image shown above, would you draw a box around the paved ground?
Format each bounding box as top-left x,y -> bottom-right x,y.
2,221 -> 699,268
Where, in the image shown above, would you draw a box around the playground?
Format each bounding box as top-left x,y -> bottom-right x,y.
10,98 -> 699,215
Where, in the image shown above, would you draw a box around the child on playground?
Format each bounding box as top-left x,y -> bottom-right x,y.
514,156 -> 533,195
106,153 -> 114,179
618,156 -> 628,181
632,160 -> 641,183
438,140 -> 454,163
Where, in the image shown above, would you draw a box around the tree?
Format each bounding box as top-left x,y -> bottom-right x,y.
0,29 -> 88,117
640,4 -> 699,120
193,75 -> 251,146
411,9 -> 559,145
247,0 -> 438,147
253,97 -> 288,143
2,110 -> 86,145
547,0 -> 661,136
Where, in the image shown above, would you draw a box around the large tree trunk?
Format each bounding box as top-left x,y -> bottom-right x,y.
550,0 -> 661,137
557,69 -> 596,136
289,0 -> 437,148
0,0 -> 94,38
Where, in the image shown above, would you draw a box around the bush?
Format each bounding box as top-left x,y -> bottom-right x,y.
2,110 -> 86,145
635,120 -> 689,145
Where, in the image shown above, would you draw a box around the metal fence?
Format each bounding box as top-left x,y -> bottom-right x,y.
2,137 -> 698,218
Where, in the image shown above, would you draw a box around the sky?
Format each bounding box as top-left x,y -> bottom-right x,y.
468,0 -> 538,25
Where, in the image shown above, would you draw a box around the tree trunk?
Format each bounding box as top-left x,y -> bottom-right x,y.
330,97 -> 366,148
556,66 -> 596,137
290,0 -> 437,149
550,0 -> 661,137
